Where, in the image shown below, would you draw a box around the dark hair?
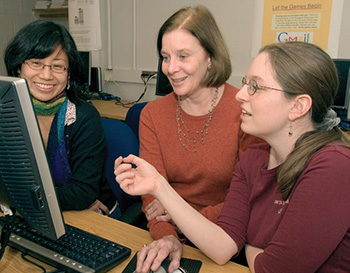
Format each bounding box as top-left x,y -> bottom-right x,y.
4,20 -> 87,103
156,5 -> 232,88
260,41 -> 350,199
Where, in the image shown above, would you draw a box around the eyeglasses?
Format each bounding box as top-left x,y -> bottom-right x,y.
24,60 -> 69,74
241,76 -> 284,96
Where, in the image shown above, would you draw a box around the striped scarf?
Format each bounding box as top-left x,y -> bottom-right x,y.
32,91 -> 66,116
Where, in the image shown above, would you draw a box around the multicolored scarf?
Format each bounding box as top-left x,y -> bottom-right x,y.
46,98 -> 72,187
32,91 -> 66,116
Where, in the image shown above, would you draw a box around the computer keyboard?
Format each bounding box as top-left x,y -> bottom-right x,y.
0,215 -> 131,273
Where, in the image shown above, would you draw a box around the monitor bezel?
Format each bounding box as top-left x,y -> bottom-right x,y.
332,58 -> 350,120
155,58 -> 173,96
0,76 -> 65,240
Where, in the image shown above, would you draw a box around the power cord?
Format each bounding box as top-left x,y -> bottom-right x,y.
21,250 -> 66,273
115,72 -> 157,108
0,214 -> 13,260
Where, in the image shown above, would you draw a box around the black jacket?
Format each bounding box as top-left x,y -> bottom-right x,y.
51,101 -> 117,211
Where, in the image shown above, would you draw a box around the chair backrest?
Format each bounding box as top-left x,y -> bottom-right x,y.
124,102 -> 148,138
100,118 -> 140,213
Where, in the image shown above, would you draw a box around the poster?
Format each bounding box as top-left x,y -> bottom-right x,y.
252,0 -> 344,57
68,0 -> 102,51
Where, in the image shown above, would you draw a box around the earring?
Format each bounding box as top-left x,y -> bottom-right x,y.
289,121 -> 293,136
67,80 -> 70,90
207,62 -> 212,71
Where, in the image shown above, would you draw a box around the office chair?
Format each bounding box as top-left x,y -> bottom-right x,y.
124,102 -> 148,138
100,118 -> 145,227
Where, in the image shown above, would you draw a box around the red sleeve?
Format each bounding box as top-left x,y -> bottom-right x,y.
139,104 -> 180,240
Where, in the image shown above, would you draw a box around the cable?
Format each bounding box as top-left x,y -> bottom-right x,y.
115,73 -> 157,108
0,205 -> 15,260
21,251 -> 66,273
0,215 -> 13,260
21,251 -> 47,272
103,79 -> 127,100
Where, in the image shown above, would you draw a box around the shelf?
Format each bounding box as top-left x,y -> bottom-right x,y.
32,8 -> 68,19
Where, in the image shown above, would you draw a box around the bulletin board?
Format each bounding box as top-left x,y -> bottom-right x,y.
251,0 -> 344,57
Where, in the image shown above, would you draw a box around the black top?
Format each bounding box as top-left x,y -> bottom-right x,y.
52,101 -> 117,211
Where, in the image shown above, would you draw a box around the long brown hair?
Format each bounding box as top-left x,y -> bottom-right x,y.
260,42 -> 350,200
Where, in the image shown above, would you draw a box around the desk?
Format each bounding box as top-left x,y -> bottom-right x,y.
0,210 -> 250,273
91,100 -> 130,121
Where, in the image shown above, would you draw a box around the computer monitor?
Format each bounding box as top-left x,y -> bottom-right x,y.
332,59 -> 350,121
78,50 -> 91,87
0,76 -> 66,240
155,58 -> 173,96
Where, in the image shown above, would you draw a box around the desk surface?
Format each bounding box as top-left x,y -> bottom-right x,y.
91,99 -> 130,121
0,210 -> 250,273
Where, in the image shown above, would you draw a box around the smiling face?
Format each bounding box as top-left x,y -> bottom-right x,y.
160,29 -> 211,99
20,46 -> 69,102
236,52 -> 293,141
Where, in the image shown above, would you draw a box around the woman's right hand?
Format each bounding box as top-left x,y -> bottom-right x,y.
114,155 -> 165,197
136,235 -> 183,273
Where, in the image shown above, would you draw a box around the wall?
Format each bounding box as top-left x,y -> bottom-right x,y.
0,0 -> 37,75
0,0 -> 68,76
99,0 -> 256,102
1,0 -> 349,102
97,0 -> 350,103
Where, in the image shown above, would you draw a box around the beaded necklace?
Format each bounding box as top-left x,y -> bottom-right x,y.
176,88 -> 218,152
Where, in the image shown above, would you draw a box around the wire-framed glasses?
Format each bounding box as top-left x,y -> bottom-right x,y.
242,76 -> 284,95
24,60 -> 69,74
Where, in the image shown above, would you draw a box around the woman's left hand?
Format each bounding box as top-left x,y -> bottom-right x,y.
145,199 -> 172,222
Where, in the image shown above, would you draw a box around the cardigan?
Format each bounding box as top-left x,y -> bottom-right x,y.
48,101 -> 116,211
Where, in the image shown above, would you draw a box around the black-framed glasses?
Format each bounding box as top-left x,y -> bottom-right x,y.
242,76 -> 284,96
24,60 -> 69,74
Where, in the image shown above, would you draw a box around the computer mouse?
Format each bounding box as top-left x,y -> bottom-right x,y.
133,258 -> 186,273
151,258 -> 186,273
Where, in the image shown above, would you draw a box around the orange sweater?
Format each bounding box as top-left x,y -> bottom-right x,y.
139,83 -> 261,240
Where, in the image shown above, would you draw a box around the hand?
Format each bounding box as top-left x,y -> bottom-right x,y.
88,199 -> 109,215
114,155 -> 165,197
136,235 -> 182,273
145,199 -> 172,222
245,244 -> 264,272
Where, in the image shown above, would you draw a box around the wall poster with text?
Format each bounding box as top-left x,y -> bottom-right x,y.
252,0 -> 344,57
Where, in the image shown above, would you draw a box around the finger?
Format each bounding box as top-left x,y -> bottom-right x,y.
168,247 -> 182,272
114,162 -> 133,177
146,208 -> 164,221
155,214 -> 172,222
136,247 -> 149,272
148,244 -> 169,272
145,205 -> 160,220
113,156 -> 123,169
145,199 -> 156,211
141,247 -> 158,273
168,257 -> 181,273
99,203 -> 109,215
123,154 -> 141,166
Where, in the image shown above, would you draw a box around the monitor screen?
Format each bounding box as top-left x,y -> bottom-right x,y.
0,76 -> 66,240
78,50 -> 91,86
155,58 -> 173,96
332,59 -> 350,120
